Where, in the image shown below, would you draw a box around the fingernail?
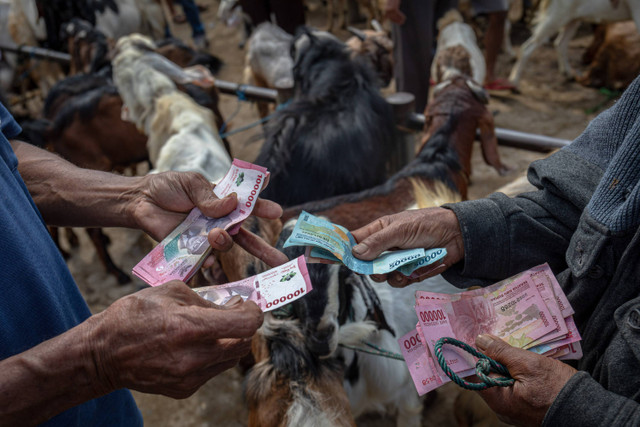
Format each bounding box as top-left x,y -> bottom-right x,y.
225,295 -> 243,307
476,334 -> 494,351
215,233 -> 228,246
353,243 -> 368,255
226,192 -> 237,200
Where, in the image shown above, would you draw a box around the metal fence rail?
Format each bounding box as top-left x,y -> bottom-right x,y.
0,42 -> 572,152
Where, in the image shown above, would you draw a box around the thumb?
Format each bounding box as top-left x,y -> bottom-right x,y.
352,220 -> 408,261
476,334 -> 526,369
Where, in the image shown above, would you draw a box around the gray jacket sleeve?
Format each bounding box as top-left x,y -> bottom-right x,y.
543,372 -> 640,426
442,148 -> 604,287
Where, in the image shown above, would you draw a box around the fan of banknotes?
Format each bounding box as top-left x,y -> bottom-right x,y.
133,159 -> 270,286
399,264 -> 582,395
284,211 -> 447,276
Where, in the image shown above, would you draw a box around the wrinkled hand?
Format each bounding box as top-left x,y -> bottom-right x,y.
130,171 -> 288,268
384,0 -> 406,24
90,281 -> 263,399
475,334 -> 578,426
351,207 -> 464,287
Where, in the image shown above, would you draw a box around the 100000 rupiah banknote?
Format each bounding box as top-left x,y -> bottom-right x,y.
284,211 -> 446,275
133,159 -> 269,286
193,256 -> 313,312
401,264 -> 583,396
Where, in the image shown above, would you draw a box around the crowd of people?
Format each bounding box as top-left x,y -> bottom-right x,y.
2,0 -> 640,426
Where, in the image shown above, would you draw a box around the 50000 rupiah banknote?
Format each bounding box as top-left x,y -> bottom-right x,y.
284,211 -> 446,275
193,256 -> 313,312
133,159 -> 269,286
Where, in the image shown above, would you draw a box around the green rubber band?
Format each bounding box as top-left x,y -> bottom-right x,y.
434,337 -> 515,390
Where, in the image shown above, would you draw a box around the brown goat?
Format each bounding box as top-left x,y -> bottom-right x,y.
346,28 -> 394,88
425,74 -> 510,184
577,21 -> 640,91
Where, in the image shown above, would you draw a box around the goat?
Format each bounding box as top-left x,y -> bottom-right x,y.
244,23 -> 295,118
431,9 -> 486,85
345,23 -> 394,88
426,74 -> 510,182
217,0 -> 253,49
281,114 -> 465,228
255,29 -> 395,207
235,184 -> 462,427
245,23 -> 393,118
112,34 -> 231,183
324,0 -> 382,32
576,21 -> 640,91
508,0 -> 640,87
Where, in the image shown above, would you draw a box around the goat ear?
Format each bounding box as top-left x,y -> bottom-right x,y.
371,19 -> 383,33
466,79 -> 490,104
347,26 -> 367,41
433,80 -> 452,98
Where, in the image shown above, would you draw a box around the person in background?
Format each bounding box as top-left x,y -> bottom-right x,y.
167,0 -> 210,49
0,101 -> 288,425
238,0 -> 306,35
351,74 -> 640,425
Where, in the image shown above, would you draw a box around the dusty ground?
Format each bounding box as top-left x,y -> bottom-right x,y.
59,2 -> 620,426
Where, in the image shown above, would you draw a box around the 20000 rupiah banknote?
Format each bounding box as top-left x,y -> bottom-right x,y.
133,159 -> 269,286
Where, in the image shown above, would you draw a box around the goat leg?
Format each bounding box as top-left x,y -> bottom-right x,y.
87,228 -> 131,285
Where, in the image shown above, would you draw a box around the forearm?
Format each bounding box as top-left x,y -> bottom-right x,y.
443,149 -> 603,285
12,140 -> 143,228
0,317 -> 107,425
543,372 -> 640,426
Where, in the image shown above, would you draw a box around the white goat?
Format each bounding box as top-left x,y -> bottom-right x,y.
431,9 -> 486,85
509,0 -> 640,87
112,34 -> 231,183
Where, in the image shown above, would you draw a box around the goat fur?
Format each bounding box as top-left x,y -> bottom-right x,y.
509,0 -> 640,86
255,29 -> 395,207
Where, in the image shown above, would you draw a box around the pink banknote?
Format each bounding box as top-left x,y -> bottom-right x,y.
193,256 -> 313,312
132,159 -> 269,286
417,274 -> 556,373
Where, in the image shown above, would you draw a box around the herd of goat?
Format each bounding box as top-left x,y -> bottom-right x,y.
2,0 -> 640,425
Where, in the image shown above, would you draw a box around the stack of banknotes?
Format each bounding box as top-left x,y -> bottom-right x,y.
193,256 -> 313,312
399,264 -> 582,395
284,211 -> 447,276
133,159 -> 269,286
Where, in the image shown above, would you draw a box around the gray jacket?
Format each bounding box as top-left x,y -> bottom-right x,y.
443,76 -> 640,425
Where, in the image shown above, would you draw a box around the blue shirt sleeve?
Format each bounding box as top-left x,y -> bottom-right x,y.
0,102 -> 22,139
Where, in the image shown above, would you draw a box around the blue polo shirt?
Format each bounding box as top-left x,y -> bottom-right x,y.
0,103 -> 142,425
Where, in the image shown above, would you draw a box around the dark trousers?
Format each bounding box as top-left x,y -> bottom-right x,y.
238,0 -> 305,35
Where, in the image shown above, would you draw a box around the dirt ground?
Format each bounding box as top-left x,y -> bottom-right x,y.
59,1 -> 620,426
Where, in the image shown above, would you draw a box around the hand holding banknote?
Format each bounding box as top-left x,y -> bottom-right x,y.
130,170 -> 287,269
474,334 -> 578,427
351,207 -> 464,286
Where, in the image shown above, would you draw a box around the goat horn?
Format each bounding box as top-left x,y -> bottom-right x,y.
347,26 -> 367,41
465,79 -> 490,104
371,19 -> 383,32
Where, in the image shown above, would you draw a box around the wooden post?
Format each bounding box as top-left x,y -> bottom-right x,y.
386,92 -> 418,176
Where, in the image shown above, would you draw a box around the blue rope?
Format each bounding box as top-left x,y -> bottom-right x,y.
219,96 -> 292,140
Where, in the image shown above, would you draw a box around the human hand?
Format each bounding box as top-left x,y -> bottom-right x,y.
89,281 -> 263,399
384,0 -> 406,25
475,334 -> 578,426
130,171 -> 288,268
351,207 -> 464,287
